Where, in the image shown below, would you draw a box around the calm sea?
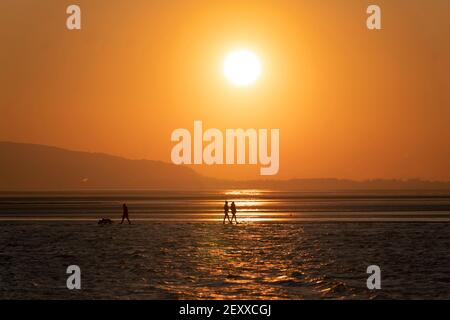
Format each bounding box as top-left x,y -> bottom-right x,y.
0,189 -> 449,221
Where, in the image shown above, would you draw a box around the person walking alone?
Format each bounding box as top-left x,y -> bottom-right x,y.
120,203 -> 131,224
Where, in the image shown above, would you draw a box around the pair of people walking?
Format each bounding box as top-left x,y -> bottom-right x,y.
223,201 -> 238,224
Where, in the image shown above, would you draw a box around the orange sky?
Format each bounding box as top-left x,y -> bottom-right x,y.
1,0 -> 449,180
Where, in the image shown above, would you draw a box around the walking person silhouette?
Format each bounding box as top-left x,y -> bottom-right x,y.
223,201 -> 231,224
230,201 -> 238,224
120,203 -> 131,224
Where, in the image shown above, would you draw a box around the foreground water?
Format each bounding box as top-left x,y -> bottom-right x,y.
0,221 -> 449,299
0,190 -> 449,299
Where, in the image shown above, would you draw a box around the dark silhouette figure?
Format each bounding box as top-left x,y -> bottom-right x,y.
120,203 -> 131,224
231,201 -> 238,224
223,201 -> 231,224
98,218 -> 113,225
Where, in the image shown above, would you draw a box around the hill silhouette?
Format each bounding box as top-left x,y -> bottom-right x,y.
0,141 -> 211,190
1,141 -> 449,191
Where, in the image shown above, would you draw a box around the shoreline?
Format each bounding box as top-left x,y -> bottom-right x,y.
1,217 -> 450,223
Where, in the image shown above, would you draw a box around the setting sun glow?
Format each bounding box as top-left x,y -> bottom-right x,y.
223,49 -> 262,87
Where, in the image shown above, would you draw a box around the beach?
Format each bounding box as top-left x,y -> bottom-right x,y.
0,190 -> 450,299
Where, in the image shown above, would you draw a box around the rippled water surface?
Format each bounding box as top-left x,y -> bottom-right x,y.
1,221 -> 449,299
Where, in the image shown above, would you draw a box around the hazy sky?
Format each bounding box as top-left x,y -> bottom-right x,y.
1,0 -> 449,180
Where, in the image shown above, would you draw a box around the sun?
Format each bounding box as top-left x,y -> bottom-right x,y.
223,49 -> 262,87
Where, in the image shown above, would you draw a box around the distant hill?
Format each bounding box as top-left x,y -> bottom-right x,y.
0,141 -> 212,190
1,141 -> 449,191
227,178 -> 450,191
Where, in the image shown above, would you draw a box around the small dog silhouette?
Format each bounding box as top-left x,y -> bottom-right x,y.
98,218 -> 113,225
